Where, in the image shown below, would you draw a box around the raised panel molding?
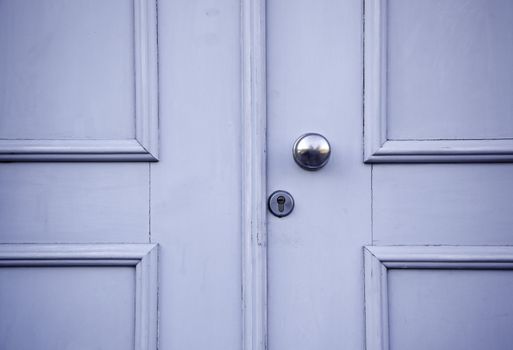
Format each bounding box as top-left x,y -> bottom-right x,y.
364,246 -> 513,350
0,243 -> 159,350
363,0 -> 513,163
0,0 -> 158,162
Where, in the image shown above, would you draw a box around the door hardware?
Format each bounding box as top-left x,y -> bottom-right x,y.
268,190 -> 294,218
293,133 -> 331,170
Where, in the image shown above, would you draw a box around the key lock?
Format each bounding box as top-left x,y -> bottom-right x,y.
268,133 -> 331,218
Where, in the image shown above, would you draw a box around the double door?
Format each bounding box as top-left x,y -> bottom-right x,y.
1,0 -> 513,349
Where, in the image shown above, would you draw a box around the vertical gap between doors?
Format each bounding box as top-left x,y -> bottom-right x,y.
370,164 -> 374,244
149,163 -> 152,243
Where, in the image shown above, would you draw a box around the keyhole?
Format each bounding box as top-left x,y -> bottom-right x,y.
277,196 -> 286,212
268,190 -> 294,218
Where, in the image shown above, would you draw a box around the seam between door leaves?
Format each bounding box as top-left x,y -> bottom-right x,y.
371,164 -> 374,245
149,163 -> 152,243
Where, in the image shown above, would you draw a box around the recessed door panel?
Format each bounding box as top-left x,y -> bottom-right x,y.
373,164 -> 513,245
389,269 -> 513,350
0,0 -> 135,140
388,0 -> 513,141
0,163 -> 149,243
364,0 -> 513,162
0,266 -> 135,350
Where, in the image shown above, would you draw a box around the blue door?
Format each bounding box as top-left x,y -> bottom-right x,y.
1,1 -> 513,350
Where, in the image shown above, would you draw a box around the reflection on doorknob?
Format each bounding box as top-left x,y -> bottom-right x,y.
293,133 -> 331,171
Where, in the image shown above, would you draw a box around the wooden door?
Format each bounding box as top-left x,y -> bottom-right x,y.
267,0 -> 513,350
0,0 -> 241,349
2,0 -> 513,350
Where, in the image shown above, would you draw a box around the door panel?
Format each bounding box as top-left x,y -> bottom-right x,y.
387,0 -> 513,140
373,164 -> 513,245
364,0 -> 513,162
0,266 -> 135,350
0,0 -> 158,161
267,1 -> 370,349
365,247 -> 513,350
0,244 -> 157,350
388,269 -> 513,350
0,0 -> 135,140
0,163 -> 149,243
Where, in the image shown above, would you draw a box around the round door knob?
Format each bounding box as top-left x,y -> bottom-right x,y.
292,133 -> 331,171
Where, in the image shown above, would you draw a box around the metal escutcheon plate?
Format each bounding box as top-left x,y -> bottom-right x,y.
268,190 -> 294,218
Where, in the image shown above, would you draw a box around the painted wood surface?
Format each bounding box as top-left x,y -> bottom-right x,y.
2,0 -> 513,349
365,246 -> 513,350
364,0 -> 513,162
150,1 -> 242,349
0,163 -> 149,243
0,0 -> 242,349
241,0 -> 268,349
387,0 -> 513,141
0,0 -> 158,161
267,0 -> 371,349
388,269 -> 513,350
0,244 -> 158,350
0,0 -> 135,140
373,164 -> 513,245
1,266 -> 135,350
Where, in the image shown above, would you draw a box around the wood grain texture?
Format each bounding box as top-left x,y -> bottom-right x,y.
0,243 -> 158,350
363,0 -> 513,163
241,0 -> 267,349
0,0 -> 158,162
364,246 -> 513,350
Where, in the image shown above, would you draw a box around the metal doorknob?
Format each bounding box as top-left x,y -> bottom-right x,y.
293,133 -> 331,170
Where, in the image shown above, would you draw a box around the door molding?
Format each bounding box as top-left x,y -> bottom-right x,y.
363,0 -> 513,163
241,0 -> 267,349
0,0 -> 158,162
364,245 -> 513,350
0,243 -> 159,350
